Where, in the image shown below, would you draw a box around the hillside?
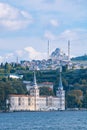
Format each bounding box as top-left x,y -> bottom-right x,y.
0,63 -> 87,110
71,55 -> 87,61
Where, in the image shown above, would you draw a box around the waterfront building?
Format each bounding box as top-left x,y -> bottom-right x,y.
7,68 -> 65,111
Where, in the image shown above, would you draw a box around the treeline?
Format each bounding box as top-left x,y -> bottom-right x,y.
0,80 -> 27,110
0,63 -> 87,110
71,54 -> 87,61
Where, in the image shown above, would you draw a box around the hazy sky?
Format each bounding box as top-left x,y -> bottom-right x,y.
0,0 -> 87,62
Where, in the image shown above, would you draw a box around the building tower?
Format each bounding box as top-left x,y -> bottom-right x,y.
33,71 -> 38,88
58,66 -> 63,90
30,71 -> 39,110
30,71 -> 39,97
56,66 -> 65,110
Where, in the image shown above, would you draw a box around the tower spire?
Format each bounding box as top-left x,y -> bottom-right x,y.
33,71 -> 37,88
58,66 -> 63,90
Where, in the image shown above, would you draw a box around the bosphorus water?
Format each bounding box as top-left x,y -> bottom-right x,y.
0,111 -> 87,130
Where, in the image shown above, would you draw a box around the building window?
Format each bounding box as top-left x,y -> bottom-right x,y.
18,97 -> 21,106
28,98 -> 30,105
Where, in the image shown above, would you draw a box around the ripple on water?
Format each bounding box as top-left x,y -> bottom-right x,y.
0,111 -> 87,130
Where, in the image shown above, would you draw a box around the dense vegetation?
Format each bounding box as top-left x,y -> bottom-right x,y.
71,54 -> 87,61
0,62 -> 87,110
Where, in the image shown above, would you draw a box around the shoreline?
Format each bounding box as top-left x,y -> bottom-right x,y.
0,109 -> 87,113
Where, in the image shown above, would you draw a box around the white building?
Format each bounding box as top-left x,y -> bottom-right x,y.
7,69 -> 65,111
9,74 -> 23,79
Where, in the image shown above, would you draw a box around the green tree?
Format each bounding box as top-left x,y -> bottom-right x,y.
66,94 -> 77,108
39,87 -> 54,96
83,92 -> 87,108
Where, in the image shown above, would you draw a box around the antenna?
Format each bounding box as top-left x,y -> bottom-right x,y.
68,40 -> 70,61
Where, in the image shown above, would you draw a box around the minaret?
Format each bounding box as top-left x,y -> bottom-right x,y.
68,40 -> 70,62
16,56 -> 18,64
48,40 -> 50,59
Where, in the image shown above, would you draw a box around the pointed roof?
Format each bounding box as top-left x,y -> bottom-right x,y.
58,66 -> 63,90
33,71 -> 38,88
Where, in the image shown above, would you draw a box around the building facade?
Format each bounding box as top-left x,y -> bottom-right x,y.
7,69 -> 65,111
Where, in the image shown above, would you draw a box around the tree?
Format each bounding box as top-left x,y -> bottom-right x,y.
66,90 -> 83,108
69,90 -> 83,98
62,65 -> 68,72
39,87 -> 54,96
66,94 -> 77,108
83,92 -> 87,108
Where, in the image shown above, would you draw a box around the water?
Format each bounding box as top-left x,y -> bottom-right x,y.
0,111 -> 87,130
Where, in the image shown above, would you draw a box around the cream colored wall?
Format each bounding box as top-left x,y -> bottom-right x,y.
9,90 -> 65,111
29,97 -> 35,111
9,96 -> 35,111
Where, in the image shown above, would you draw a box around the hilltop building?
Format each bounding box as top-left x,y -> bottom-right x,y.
20,47 -> 72,70
7,68 -> 65,111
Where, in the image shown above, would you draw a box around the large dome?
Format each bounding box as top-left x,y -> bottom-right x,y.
50,48 -> 68,60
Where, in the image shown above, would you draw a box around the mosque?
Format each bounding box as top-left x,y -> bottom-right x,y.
7,68 -> 65,111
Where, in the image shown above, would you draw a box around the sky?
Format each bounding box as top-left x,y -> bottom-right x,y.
0,0 -> 87,63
